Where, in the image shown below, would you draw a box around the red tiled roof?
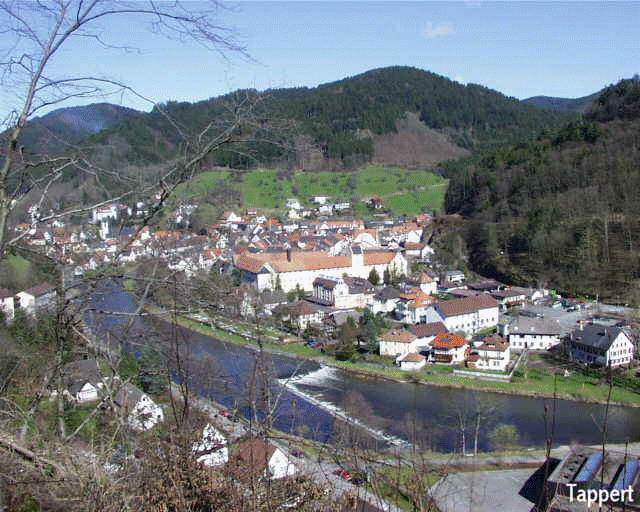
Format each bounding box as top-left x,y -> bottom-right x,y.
430,333 -> 467,349
363,251 -> 396,265
22,282 -> 55,298
437,294 -> 499,317
399,352 -> 425,363
235,250 -> 399,274
478,334 -> 509,351
381,329 -> 417,344
410,322 -> 447,339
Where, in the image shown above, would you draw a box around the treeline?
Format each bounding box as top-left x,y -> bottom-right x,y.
443,78 -> 640,303
86,66 -> 573,172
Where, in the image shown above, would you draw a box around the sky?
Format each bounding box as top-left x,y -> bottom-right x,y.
1,1 -> 639,118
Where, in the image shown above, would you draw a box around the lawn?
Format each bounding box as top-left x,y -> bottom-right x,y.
172,166 -> 447,213
241,170 -> 293,208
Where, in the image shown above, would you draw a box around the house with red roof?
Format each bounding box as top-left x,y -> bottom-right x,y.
429,333 -> 468,364
234,246 -> 406,292
379,329 -> 419,358
472,334 -> 511,372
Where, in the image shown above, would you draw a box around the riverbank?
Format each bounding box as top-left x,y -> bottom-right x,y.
144,306 -> 640,408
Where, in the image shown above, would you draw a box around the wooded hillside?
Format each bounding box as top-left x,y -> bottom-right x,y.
443,77 -> 640,303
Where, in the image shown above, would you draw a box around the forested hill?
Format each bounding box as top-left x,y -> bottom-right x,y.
17,103 -> 138,156
87,66 -> 574,170
522,93 -> 599,113
443,77 -> 640,303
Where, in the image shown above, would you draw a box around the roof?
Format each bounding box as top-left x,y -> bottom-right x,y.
375,286 -> 402,300
410,322 -> 447,339
430,333 -> 467,349
233,438 -> 277,479
235,249 -> 400,274
285,300 -> 321,316
114,384 -> 145,409
22,282 -> 55,298
509,316 -> 562,335
380,329 -> 417,344
314,277 -> 339,289
398,352 -> 426,363
0,288 -> 13,299
437,294 -> 499,317
64,359 -> 101,394
570,324 -> 629,351
477,334 -> 509,352
363,251 -> 397,266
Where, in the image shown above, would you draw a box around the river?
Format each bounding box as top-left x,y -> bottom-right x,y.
86,279 -> 640,453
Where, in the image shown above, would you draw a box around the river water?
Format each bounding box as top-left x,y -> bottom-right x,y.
86,280 -> 640,453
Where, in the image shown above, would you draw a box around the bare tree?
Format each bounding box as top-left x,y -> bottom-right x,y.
0,0 -> 251,257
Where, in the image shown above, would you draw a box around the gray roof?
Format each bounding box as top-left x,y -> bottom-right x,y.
570,324 -> 628,351
64,358 -> 102,394
509,316 -> 562,335
375,286 -> 402,300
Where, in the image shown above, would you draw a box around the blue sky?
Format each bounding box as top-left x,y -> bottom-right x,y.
2,1 -> 640,116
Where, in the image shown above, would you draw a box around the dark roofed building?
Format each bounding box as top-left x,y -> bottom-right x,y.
568,324 -> 634,367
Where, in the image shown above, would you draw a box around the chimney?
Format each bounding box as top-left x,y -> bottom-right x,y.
286,248 -> 291,262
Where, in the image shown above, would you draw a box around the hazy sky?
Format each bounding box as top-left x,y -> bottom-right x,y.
2,1 -> 640,116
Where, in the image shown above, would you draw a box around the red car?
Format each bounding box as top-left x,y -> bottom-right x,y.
333,469 -> 351,480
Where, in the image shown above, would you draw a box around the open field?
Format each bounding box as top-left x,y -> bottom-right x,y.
172,166 -> 447,215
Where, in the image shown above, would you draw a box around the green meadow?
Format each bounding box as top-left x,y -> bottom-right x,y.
173,166 -> 447,215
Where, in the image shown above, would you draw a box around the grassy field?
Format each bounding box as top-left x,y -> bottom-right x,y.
172,165 -> 447,215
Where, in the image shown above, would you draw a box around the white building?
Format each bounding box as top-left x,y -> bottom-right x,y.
192,424 -> 228,467
16,283 -> 55,317
0,288 -> 14,322
398,352 -> 426,371
429,333 -> 468,364
473,335 -> 511,372
92,203 -> 118,223
502,316 -> 562,351
379,329 -> 419,358
424,295 -> 500,337
234,438 -> 296,480
568,324 -> 634,368
115,384 -> 164,431
312,275 -> 374,309
235,247 -> 407,293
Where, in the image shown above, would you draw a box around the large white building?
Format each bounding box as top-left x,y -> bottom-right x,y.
235,247 -> 407,292
568,324 -> 634,368
420,295 -> 500,337
500,316 -> 562,351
